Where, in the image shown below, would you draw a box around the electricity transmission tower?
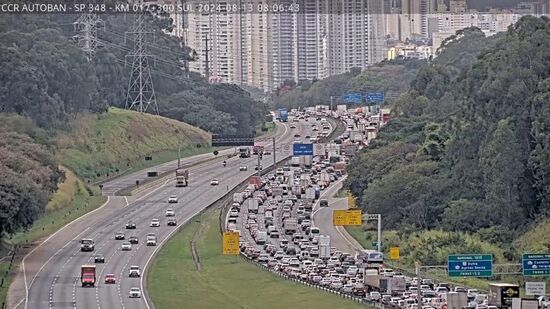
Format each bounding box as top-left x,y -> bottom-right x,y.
125,10 -> 158,114
73,7 -> 102,61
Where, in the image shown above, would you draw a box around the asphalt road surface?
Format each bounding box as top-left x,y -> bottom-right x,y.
312,177 -> 365,255
9,119 -> 329,309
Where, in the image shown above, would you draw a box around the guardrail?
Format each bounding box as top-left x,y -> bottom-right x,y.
238,252 -> 392,309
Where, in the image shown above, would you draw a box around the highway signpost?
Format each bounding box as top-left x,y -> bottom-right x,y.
212,134 -> 255,146
343,93 -> 362,104
313,143 -> 326,156
525,282 -> 546,296
292,143 -> 313,156
366,92 -> 385,104
222,232 -> 240,255
447,254 -> 493,277
390,247 -> 400,260
332,209 -> 362,226
522,253 -> 550,276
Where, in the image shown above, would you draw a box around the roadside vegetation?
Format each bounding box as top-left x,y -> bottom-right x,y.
149,208 -> 365,309
272,58 -> 424,109
343,17 -> 550,269
55,107 -> 211,181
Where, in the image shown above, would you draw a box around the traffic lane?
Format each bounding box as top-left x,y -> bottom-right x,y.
39,157 -> 248,309
101,122 -> 286,196
19,120 -> 298,306
312,177 -> 363,256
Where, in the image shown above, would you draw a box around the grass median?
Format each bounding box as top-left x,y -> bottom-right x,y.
149,207 -> 366,309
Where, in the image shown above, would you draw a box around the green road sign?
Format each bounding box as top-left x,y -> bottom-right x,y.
448,254 -> 493,277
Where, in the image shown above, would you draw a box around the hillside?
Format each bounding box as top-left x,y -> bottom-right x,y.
345,17 -> 550,264
55,107 -> 211,181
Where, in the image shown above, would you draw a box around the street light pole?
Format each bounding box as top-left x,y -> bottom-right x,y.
272,137 -> 276,165
377,214 -> 382,252
178,145 -> 181,169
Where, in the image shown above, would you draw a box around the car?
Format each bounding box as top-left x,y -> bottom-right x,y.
264,150 -> 271,155
165,208 -> 175,217
239,166 -> 248,171
210,179 -> 219,186
150,218 -> 160,227
168,195 -> 178,203
129,287 -> 141,298
115,232 -> 125,240
104,274 -> 116,284
128,265 -> 141,277
125,221 -> 136,229
94,255 -> 105,263
255,165 -> 263,170
290,124 -> 296,129
121,242 -> 132,251
167,218 -> 177,226
129,236 -> 139,244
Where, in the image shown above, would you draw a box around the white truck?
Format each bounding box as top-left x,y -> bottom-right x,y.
255,231 -> 267,245
175,169 -> 188,187
128,265 -> 141,277
248,198 -> 260,214
319,172 -> 330,188
290,156 -> 301,167
283,219 -> 298,235
233,193 -> 244,204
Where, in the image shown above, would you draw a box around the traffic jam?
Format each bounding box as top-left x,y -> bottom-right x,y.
224,108 -> 504,309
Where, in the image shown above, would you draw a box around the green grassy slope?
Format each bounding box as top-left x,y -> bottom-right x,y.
55,107 -> 212,181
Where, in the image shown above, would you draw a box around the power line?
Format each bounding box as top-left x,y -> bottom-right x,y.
73,1 -> 102,61
124,11 -> 158,114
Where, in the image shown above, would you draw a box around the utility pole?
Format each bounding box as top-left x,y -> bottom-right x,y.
125,6 -> 158,114
272,137 -> 276,165
73,1 -> 102,62
204,33 -> 210,80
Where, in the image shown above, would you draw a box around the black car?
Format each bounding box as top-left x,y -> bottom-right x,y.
114,232 -> 125,240
126,222 -> 136,229
94,255 -> 105,263
167,218 -> 177,226
129,236 -> 139,244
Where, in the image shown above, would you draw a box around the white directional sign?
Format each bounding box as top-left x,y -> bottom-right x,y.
313,143 -> 326,156
525,282 -> 546,295
281,143 -> 292,157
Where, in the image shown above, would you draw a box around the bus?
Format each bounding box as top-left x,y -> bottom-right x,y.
356,250 -> 384,270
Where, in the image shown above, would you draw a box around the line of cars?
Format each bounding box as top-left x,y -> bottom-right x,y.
79,195 -> 180,298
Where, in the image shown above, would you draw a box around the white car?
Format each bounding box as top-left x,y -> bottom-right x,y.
121,242 -> 132,251
210,179 -> 219,186
165,209 -> 175,217
168,195 -> 178,203
129,287 -> 141,298
239,166 -> 247,171
128,265 -> 141,277
150,218 -> 160,227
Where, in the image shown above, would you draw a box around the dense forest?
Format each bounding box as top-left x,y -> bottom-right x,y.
0,12 -> 267,134
272,59 -> 425,110
345,17 -> 550,253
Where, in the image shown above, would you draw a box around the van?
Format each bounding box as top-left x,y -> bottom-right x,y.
309,227 -> 320,239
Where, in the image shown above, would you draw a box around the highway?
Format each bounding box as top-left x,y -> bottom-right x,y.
312,177 -> 365,255
9,119 -> 325,309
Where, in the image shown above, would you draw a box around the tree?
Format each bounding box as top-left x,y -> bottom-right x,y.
480,119 -> 526,228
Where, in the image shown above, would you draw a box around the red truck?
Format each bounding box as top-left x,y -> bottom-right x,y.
249,176 -> 261,188
81,265 -> 96,287
252,145 -> 264,155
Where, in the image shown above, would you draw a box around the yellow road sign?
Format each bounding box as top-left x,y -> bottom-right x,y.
348,192 -> 357,208
333,209 -> 362,226
222,231 -> 240,255
389,247 -> 400,260
345,209 -> 362,225
333,210 -> 347,226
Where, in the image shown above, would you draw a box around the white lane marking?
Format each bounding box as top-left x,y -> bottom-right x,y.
124,196 -> 129,206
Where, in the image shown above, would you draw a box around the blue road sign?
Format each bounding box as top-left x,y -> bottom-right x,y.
523,253 -> 550,276
448,254 -> 493,277
343,93 -> 363,104
366,92 -> 385,104
293,143 -> 313,156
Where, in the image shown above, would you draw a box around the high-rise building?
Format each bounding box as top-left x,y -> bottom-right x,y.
180,0 -> 386,92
